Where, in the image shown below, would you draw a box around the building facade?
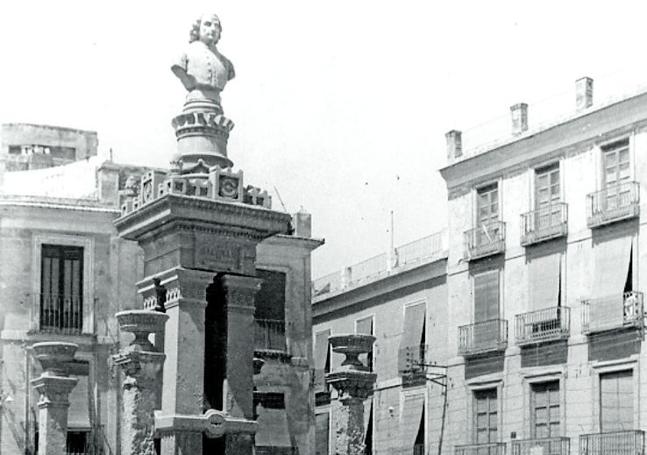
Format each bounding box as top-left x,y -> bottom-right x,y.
312,232 -> 448,455
441,78 -> 647,455
313,78 -> 647,455
0,124 -> 320,455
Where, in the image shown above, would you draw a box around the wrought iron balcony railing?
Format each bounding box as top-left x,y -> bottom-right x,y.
587,181 -> 640,228
581,291 -> 644,334
254,319 -> 287,353
455,442 -> 506,455
465,221 -> 506,261
515,306 -> 570,345
580,430 -> 645,455
37,293 -> 83,335
521,203 -> 568,246
458,319 -> 508,356
511,437 -> 570,455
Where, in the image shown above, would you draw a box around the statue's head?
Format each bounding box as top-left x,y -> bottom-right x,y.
189,13 -> 222,46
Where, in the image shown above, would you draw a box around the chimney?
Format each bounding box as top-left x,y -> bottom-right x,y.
291,207 -> 312,238
445,130 -> 462,160
510,103 -> 528,135
576,77 -> 593,111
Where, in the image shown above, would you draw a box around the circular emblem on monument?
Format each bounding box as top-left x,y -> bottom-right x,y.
219,176 -> 239,198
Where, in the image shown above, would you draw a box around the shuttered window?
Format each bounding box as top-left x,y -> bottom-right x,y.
474,270 -> 499,322
600,370 -> 633,432
602,140 -> 631,211
531,381 -> 560,438
477,184 -> 500,245
535,164 -> 561,229
474,389 -> 498,444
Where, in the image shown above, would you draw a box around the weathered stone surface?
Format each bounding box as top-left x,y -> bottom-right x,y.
114,310 -> 167,455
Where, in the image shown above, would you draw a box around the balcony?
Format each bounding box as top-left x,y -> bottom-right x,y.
455,442 -> 506,455
465,221 -> 506,261
521,203 -> 568,246
458,319 -> 508,356
580,430 -> 644,455
587,181 -> 640,228
254,319 -> 287,357
511,437 -> 570,455
36,293 -> 83,335
515,306 -> 570,346
581,291 -> 644,334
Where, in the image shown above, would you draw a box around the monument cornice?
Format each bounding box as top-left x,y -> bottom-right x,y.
114,193 -> 291,241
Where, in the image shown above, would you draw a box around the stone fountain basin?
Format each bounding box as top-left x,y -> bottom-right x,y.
328,334 -> 375,354
116,310 -> 168,333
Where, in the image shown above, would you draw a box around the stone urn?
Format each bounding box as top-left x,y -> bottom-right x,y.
32,342 -> 78,376
328,334 -> 375,371
116,310 -> 169,351
326,334 -> 377,401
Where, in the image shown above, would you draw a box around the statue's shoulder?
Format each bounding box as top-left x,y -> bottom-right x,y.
217,52 -> 235,81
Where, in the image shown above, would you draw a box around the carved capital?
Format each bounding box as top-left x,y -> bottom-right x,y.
113,349 -> 165,388
31,375 -> 78,409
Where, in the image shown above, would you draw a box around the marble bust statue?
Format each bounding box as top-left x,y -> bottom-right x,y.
172,13 -> 235,111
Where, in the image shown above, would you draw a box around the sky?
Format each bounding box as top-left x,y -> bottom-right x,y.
2,1 -> 647,278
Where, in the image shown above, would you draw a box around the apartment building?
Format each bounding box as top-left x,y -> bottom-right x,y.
312,232 -> 448,455
441,78 -> 647,455
313,78 -> 647,455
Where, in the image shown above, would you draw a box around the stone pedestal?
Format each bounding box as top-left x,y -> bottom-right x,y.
326,334 -> 377,455
113,310 -> 168,455
30,342 -> 79,455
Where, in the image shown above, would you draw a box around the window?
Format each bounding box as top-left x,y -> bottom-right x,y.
398,303 -> 426,373
602,140 -> 631,209
535,164 -> 560,229
40,244 -> 83,333
600,370 -> 633,432
474,389 -> 498,444
478,184 -> 499,226
474,270 -> 499,322
254,269 -> 287,352
531,381 -> 560,438
356,316 -> 374,371
476,184 -> 500,244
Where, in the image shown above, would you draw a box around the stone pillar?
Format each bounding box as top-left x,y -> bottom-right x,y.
220,273 -> 262,455
326,334 -> 377,455
30,342 -> 79,455
154,268 -> 213,455
113,310 -> 168,455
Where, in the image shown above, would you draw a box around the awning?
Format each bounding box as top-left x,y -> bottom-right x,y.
314,329 -> 330,390
529,253 -> 561,310
591,237 -> 632,329
315,412 -> 330,455
255,405 -> 292,449
363,399 -> 373,441
398,303 -> 425,372
68,374 -> 90,429
399,393 -> 425,452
